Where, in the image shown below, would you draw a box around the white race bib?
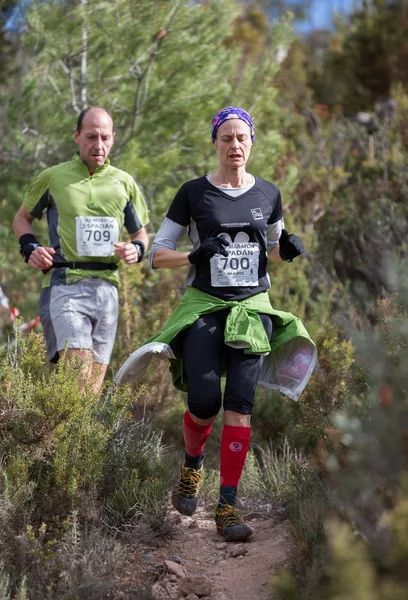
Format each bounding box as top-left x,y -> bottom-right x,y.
210,243 -> 259,287
76,216 -> 119,257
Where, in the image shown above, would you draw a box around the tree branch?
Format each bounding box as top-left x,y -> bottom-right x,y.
116,0 -> 184,151
80,0 -> 88,109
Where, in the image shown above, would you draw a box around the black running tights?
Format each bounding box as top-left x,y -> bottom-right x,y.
181,309 -> 273,420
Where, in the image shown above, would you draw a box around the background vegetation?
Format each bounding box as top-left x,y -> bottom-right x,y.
1,0 -> 408,598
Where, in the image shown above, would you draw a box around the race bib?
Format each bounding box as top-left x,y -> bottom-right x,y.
76,216 -> 119,257
210,243 -> 259,287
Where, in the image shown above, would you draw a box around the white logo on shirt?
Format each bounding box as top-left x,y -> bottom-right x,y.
251,208 -> 263,220
108,174 -> 124,186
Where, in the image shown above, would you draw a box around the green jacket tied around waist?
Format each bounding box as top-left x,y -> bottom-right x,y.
115,287 -> 317,402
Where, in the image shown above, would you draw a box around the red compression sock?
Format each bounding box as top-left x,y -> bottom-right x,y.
219,425 -> 251,488
183,410 -> 212,459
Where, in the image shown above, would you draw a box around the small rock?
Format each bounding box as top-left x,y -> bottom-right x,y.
151,581 -> 170,600
244,511 -> 264,520
184,595 -> 199,600
170,574 -> 178,582
212,593 -> 229,600
165,560 -> 187,578
143,552 -> 154,562
168,555 -> 182,564
229,545 -> 248,558
164,580 -> 180,599
149,563 -> 167,580
179,575 -> 212,598
214,542 -> 227,550
188,520 -> 199,529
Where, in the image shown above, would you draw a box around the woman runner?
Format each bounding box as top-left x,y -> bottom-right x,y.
149,106 -> 306,542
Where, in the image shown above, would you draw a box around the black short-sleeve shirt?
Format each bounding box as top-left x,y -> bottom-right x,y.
166,176 -> 283,300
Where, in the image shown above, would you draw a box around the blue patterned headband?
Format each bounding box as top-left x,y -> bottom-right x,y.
211,106 -> 255,143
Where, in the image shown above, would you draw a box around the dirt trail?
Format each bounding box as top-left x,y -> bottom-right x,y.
139,504 -> 291,600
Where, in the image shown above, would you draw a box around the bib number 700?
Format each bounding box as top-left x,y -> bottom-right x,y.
219,256 -> 251,271
210,242 -> 260,287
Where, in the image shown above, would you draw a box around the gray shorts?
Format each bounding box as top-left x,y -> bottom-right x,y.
39,279 -> 119,364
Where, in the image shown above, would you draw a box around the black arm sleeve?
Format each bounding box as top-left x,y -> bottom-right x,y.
123,198 -> 143,234
30,190 -> 52,220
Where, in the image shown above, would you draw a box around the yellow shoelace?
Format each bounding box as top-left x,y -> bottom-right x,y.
175,466 -> 203,497
215,504 -> 241,528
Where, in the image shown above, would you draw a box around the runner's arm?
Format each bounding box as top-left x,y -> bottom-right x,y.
152,248 -> 191,269
267,218 -> 284,263
269,245 -> 283,262
114,227 -> 150,264
150,218 -> 190,269
130,227 -> 149,251
13,204 -> 36,238
13,204 -> 55,270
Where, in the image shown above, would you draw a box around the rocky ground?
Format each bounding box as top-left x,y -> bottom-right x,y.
123,503 -> 291,600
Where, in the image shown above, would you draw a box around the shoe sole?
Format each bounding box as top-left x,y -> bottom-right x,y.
216,524 -> 253,542
171,494 -> 198,517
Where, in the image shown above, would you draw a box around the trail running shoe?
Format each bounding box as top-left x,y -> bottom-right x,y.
171,465 -> 203,516
215,504 -> 253,542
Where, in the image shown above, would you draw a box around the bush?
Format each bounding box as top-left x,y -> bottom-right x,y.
0,328 -> 171,597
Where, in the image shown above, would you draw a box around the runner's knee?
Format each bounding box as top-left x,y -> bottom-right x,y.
188,380 -> 222,419
188,402 -> 221,420
223,395 -> 254,415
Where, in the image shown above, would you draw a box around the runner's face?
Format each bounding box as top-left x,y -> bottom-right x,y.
74,109 -> 115,170
214,119 -> 252,169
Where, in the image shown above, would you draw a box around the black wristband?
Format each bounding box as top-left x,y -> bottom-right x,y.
19,234 -> 41,263
131,240 -> 145,263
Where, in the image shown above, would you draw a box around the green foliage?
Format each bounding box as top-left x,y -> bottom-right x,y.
274,282 -> 408,599
0,328 -> 170,597
307,0 -> 408,113
101,413 -> 173,536
240,439 -> 318,505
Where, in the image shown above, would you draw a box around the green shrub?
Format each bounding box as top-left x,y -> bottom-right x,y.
0,329 -> 171,597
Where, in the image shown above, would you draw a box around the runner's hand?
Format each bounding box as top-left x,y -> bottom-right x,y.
279,229 -> 304,262
188,237 -> 230,265
28,246 -> 55,270
114,241 -> 141,264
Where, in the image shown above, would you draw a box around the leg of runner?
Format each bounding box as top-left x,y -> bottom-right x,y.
171,312 -> 226,516
42,281 -> 117,395
62,348 -> 108,394
214,313 -> 273,542
90,360 -> 108,394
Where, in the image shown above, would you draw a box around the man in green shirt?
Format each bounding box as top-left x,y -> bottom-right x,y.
13,106 -> 149,393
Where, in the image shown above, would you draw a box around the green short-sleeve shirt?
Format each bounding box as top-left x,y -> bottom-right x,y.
23,153 -> 149,288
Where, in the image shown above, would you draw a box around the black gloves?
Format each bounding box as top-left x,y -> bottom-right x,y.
279,229 -> 304,262
131,240 -> 145,263
19,234 -> 42,263
188,237 -> 229,265
187,231 -> 303,265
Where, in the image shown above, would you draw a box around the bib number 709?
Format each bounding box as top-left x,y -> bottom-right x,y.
85,229 -> 112,242
76,216 -> 119,257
